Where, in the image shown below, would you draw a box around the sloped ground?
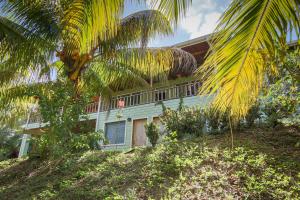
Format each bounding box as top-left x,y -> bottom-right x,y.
0,128 -> 299,200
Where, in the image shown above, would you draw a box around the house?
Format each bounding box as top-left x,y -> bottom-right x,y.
18,35 -> 212,157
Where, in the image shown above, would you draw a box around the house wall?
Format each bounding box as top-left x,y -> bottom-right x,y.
97,95 -> 211,151
19,95 -> 212,157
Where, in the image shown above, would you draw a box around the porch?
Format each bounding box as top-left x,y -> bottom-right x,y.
27,81 -> 203,125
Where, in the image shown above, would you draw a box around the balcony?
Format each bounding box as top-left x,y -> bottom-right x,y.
100,81 -> 201,111
27,81 -> 201,124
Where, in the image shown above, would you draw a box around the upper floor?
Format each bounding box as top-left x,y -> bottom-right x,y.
27,79 -> 202,125
26,35 -> 211,127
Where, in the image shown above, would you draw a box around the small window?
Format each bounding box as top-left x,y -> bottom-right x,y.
105,121 -> 126,144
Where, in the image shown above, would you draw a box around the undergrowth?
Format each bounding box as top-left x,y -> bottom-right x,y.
0,128 -> 299,200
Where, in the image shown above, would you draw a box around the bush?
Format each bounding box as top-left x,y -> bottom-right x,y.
145,122 -> 160,147
161,106 -> 206,139
278,114 -> 300,129
204,107 -> 230,134
204,108 -> 219,133
31,130 -> 105,157
0,130 -> 20,161
261,75 -> 299,128
245,102 -> 260,128
69,130 -> 105,151
27,81 -> 107,158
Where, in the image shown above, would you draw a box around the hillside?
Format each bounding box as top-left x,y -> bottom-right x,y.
0,128 -> 299,200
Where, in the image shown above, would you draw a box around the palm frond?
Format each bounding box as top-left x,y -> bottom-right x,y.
61,0 -> 124,55
198,0 -> 300,120
87,59 -> 150,91
147,0 -> 192,24
102,9 -> 172,50
1,0 -> 60,40
104,47 -> 196,83
0,15 -> 55,86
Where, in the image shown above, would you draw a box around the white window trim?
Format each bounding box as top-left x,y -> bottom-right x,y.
103,120 -> 126,146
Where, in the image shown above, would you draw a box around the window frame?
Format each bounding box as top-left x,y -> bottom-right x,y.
103,120 -> 126,146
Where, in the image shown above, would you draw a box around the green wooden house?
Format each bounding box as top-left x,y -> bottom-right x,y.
19,35 -> 211,156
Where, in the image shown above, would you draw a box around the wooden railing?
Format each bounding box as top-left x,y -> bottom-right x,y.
85,101 -> 99,113
28,113 -> 43,124
99,81 -> 201,111
27,81 -> 201,124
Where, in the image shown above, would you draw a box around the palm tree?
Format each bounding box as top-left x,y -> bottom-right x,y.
198,0 -> 300,121
0,0 -> 195,119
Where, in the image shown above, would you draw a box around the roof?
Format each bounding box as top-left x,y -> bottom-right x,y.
172,34 -> 211,48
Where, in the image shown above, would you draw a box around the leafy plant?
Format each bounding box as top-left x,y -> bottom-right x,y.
198,0 -> 300,120
0,129 -> 21,161
278,115 -> 300,129
204,107 -> 231,134
145,122 -> 160,147
161,106 -> 206,139
0,0 -> 195,125
245,102 -> 261,128
261,74 -> 299,128
29,82 -> 105,158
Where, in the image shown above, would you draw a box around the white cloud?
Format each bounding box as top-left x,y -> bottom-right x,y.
145,0 -> 226,42
179,0 -> 222,39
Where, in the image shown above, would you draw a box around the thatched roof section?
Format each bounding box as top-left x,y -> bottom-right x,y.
168,47 -> 197,78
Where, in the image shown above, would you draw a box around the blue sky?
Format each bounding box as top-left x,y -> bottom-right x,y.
123,0 -> 231,47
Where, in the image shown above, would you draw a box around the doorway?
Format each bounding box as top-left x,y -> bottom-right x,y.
132,118 -> 147,147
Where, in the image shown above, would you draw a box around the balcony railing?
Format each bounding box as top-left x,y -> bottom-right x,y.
85,101 -> 99,113
27,81 -> 201,124
100,81 -> 201,111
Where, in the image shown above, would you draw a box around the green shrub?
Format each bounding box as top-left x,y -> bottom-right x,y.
204,107 -> 230,134
0,131 -> 21,161
278,115 -> 300,128
204,107 -> 220,133
161,106 -> 206,139
69,130 -> 105,151
145,122 -> 160,147
27,81 -> 107,158
261,75 -> 299,128
245,102 -> 260,127
32,130 -> 105,157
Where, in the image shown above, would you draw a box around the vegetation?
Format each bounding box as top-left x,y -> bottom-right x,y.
198,0 -> 300,120
161,106 -> 206,139
0,1 -> 299,199
0,128 -> 20,161
145,122 -> 160,147
0,0 -> 194,157
0,128 -> 299,199
0,0 -> 195,124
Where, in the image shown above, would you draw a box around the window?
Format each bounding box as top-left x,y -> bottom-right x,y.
105,121 -> 126,144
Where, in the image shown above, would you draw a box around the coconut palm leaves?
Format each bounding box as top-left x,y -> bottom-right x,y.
198,0 -> 300,120
148,0 -> 192,24
1,0 -> 193,85
0,0 -> 194,122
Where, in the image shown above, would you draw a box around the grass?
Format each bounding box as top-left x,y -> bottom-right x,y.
0,127 -> 299,199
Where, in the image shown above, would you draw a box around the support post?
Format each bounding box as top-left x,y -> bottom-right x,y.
95,96 -> 102,132
18,110 -> 32,158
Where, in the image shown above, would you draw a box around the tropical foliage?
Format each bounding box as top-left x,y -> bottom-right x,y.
261,75 -> 299,128
28,82 -> 105,158
161,106 -> 206,139
0,0 -> 195,124
0,127 -> 20,161
1,128 -> 299,199
145,122 -> 160,147
198,0 -> 300,120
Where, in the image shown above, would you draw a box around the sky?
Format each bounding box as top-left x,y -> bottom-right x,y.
123,0 -> 231,47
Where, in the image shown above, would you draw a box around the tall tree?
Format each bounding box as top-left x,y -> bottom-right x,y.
197,0 -> 300,120
0,0 -> 195,121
